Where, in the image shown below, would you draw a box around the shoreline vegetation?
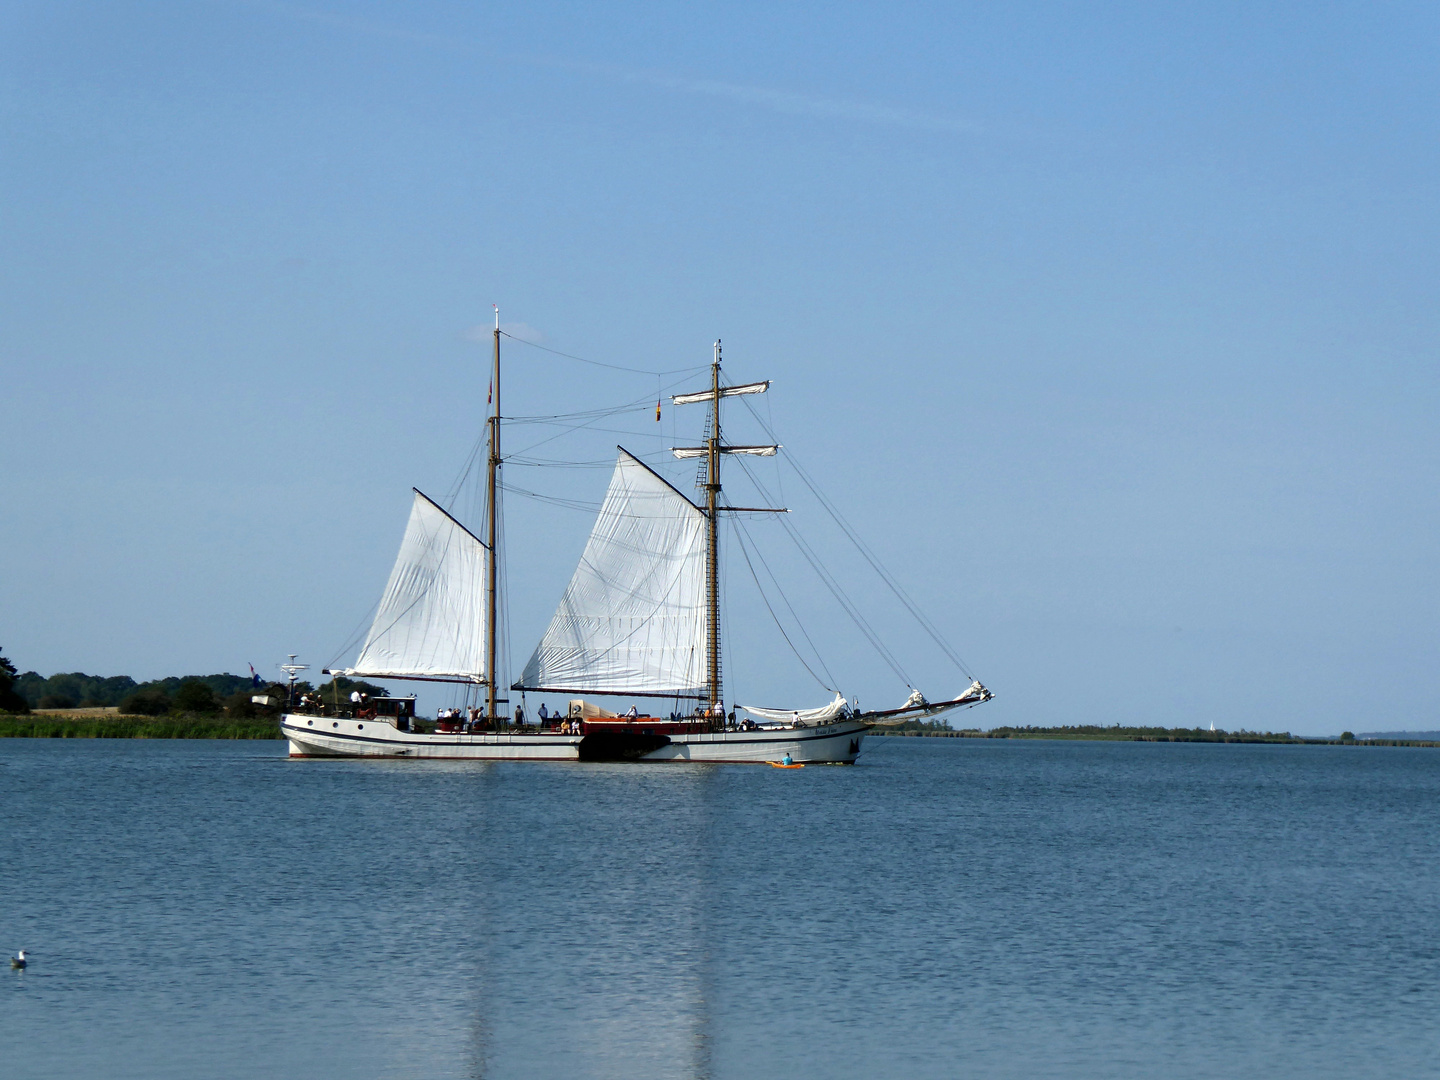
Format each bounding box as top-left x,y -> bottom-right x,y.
0,714 -> 283,739
0,651 -> 391,740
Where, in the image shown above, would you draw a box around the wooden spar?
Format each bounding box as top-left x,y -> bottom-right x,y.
517,686 -> 708,700
706,339 -> 722,719
860,689 -> 990,721
486,307 -> 501,722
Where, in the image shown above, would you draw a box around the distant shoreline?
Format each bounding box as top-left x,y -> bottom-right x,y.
870,726 -> 1440,747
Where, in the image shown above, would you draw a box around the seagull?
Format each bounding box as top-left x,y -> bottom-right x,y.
10,950 -> 26,969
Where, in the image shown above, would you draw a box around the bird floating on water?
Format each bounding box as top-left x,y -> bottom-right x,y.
10,950 -> 26,969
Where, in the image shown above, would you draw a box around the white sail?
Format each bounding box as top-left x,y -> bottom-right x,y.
739,693 -> 850,724
517,449 -> 708,696
336,490 -> 489,683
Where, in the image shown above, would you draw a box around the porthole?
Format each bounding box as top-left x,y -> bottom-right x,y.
357,724 -> 364,730
307,720 -> 313,726
332,722 -> 339,728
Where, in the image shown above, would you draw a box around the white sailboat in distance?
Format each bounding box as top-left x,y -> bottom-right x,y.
281,322 -> 991,762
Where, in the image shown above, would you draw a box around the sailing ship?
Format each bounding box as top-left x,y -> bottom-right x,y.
281,317 -> 991,762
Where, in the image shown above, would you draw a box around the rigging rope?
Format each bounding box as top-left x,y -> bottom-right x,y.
732,455 -> 912,686
729,517 -> 838,694
504,372 -> 698,459
499,331 -> 708,377
739,397 -> 976,680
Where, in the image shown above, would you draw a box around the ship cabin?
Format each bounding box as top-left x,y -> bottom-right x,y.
368,696 -> 417,729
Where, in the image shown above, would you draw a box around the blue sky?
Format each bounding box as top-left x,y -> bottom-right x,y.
2,2 -> 1436,734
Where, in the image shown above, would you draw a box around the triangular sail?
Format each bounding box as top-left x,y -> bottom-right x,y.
517,449 -> 708,697
336,490 -> 489,683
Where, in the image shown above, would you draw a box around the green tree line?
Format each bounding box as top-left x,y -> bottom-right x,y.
0,649 -> 385,717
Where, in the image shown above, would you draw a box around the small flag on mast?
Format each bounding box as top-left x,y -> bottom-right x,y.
488,379 -> 493,405
249,663 -> 261,688
656,398 -> 662,421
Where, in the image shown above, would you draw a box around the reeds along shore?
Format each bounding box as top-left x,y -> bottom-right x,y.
0,714 -> 282,739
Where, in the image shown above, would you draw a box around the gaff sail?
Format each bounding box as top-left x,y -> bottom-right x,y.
333,490 -> 490,683
515,449 -> 709,698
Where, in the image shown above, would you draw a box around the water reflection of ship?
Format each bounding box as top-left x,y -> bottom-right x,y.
282,320 -> 990,762
459,765 -> 721,1080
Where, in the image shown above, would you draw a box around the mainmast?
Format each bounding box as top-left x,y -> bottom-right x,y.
486,306 -> 501,722
664,342 -> 779,725
705,340 -> 723,717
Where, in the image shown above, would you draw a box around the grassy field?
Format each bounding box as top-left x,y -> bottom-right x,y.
0,714 -> 283,739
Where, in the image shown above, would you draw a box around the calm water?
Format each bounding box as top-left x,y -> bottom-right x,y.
2,737 -> 1438,1079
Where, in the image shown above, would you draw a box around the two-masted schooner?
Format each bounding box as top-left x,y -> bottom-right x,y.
280,317 -> 990,762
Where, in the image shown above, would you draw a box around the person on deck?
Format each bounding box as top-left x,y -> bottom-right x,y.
625,704 -> 639,719
538,702 -> 549,724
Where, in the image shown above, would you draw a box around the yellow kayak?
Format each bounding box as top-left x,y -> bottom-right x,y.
768,761 -> 805,768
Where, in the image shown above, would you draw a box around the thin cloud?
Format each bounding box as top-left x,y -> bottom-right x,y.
250,1 -> 975,136
582,63 -> 977,134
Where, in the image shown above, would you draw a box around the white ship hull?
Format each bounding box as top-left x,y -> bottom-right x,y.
280,714 -> 867,764
643,721 -> 867,763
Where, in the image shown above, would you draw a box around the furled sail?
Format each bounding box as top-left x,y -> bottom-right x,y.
516,449 -> 708,697
739,693 -> 850,724
863,681 -> 994,725
671,380 -> 768,405
670,444 -> 779,459
334,490 -> 489,683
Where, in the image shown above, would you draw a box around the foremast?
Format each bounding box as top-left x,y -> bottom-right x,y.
324,307 -> 500,704
486,307 -> 501,722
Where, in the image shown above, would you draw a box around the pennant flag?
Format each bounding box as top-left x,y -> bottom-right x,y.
656,398 -> 662,421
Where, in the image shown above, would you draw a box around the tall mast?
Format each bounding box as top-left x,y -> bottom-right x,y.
664,341 -> 777,717
486,306 -> 501,722
705,339 -> 722,719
